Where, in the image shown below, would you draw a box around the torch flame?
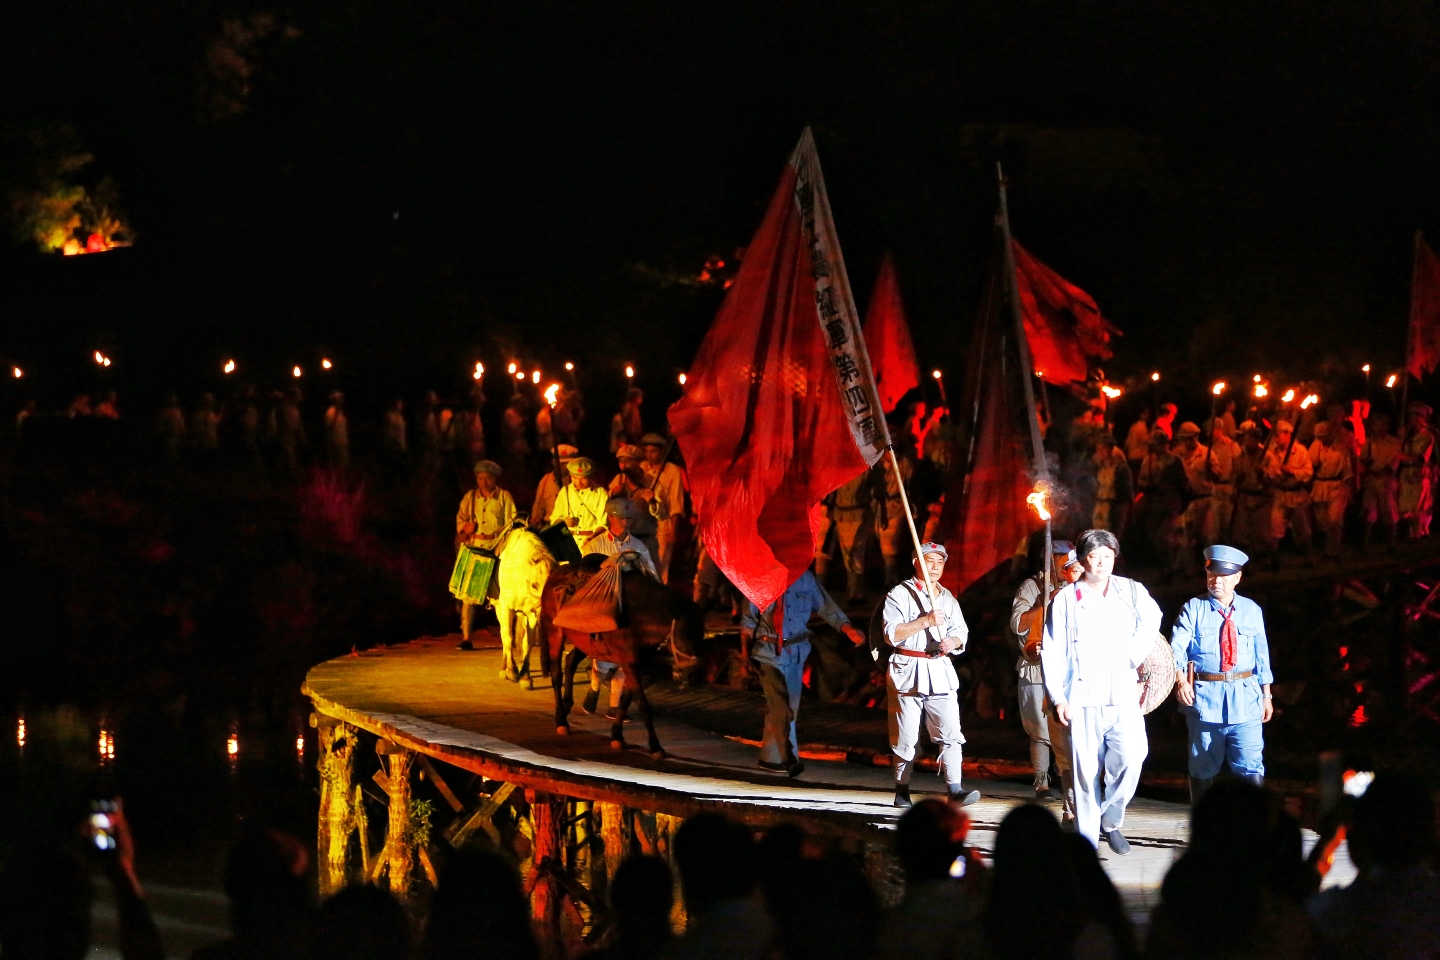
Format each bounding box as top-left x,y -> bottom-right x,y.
321,358 -> 333,370
12,367 -> 22,379
531,370 -> 541,384
1253,374 -> 1262,382
1362,364 -> 1371,373
1101,385 -> 1122,398
1254,384 -> 1268,398
678,372 -> 687,385
1300,393 -> 1320,409
1387,374 -> 1398,388
1212,381 -> 1226,396
544,382 -> 560,406
507,362 -> 517,375
625,364 -> 635,379
932,369 -> 942,380
1151,372 -> 1161,382
1281,388 -> 1296,403
223,359 -> 236,374
565,361 -> 574,371
1027,486 -> 1052,522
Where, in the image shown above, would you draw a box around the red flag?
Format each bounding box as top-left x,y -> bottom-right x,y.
1408,235 -> 1440,379
935,262 -> 1042,596
669,130 -> 889,611
863,255 -> 921,414
1011,239 -> 1119,386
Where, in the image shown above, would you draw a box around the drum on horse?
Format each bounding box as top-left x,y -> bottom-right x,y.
542,555 -> 703,760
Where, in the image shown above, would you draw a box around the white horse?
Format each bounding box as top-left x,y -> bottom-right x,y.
493,525 -> 557,687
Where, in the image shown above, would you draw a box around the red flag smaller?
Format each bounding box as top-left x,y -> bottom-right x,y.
863,255 -> 921,415
1409,235 -> 1440,380
1011,240 -> 1120,386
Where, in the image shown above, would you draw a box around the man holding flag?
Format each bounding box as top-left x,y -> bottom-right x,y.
669,128 -> 921,778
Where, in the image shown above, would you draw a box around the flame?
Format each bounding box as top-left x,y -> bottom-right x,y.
1101,385 -> 1122,398
94,351 -> 111,367
223,359 -> 236,374
472,369 -> 483,380
1387,374 -> 1398,388
514,371 -> 524,380
1281,388 -> 1296,403
16,717 -> 25,749
295,735 -> 305,760
678,372 -> 687,385
932,369 -> 942,380
473,361 -> 484,381
1151,372 -> 1160,382
1026,486 -> 1052,522
1254,384 -> 1268,398
1362,364 -> 1371,373
531,370 -> 541,384
564,361 -> 574,371
625,365 -> 635,379
1253,374 -> 1262,382
227,733 -> 239,757
544,382 -> 560,406
12,367 -> 22,379
1212,381 -> 1226,396
98,727 -> 115,763
321,358 -> 333,370
1300,393 -> 1319,409
507,362 -> 517,375
292,366 -> 303,378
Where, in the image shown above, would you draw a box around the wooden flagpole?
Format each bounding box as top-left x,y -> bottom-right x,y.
997,164 -> 1054,607
887,445 -> 938,605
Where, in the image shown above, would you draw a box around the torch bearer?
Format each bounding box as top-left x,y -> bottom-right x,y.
1026,484 -> 1054,626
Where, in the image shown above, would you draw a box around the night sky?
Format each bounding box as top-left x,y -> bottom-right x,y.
4,1 -> 1439,417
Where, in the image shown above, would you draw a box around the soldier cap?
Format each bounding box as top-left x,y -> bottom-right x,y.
615,444 -> 642,461
917,542 -> 949,561
639,432 -> 668,447
1204,544 -> 1249,576
605,496 -> 643,520
1177,422 -> 1202,438
567,457 -> 595,477
473,460 -> 502,476
556,444 -> 579,462
1313,421 -> 1332,438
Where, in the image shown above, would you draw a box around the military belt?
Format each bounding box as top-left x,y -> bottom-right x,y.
1196,669 -> 1254,682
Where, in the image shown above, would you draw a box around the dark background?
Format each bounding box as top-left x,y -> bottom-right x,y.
3,0 -> 1439,422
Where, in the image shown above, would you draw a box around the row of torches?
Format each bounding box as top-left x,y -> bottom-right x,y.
13,716 -> 305,766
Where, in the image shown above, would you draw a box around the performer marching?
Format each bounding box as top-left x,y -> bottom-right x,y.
450,460 -> 517,646
741,571 -> 865,777
1011,540 -> 1083,818
1170,544 -> 1274,804
1042,529 -> 1160,855
882,543 -> 980,809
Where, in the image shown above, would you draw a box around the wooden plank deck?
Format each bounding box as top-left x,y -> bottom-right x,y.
303,639 -> 1357,913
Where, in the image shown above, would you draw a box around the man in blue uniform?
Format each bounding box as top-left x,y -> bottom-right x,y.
741,571 -> 866,776
1170,544 -> 1275,804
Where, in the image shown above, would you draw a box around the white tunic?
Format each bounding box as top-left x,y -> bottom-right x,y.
881,579 -> 966,696
1041,575 -> 1159,709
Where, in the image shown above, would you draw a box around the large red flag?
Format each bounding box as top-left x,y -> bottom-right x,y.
935,259 -> 1043,596
1011,240 -> 1119,386
863,254 -> 921,414
669,129 -> 889,611
1408,234 -> 1440,380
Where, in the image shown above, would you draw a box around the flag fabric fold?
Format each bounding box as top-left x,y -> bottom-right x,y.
1409,234 -> 1440,380
863,254 -> 921,415
1011,239 -> 1119,386
935,259 -> 1043,596
669,129 -> 889,611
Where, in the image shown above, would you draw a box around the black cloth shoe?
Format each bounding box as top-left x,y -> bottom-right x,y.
758,760 -> 790,774
1104,830 -> 1131,856
581,690 -> 600,715
1188,776 -> 1214,805
1036,785 -> 1064,802
949,788 -> 981,807
456,639 -> 473,651
786,761 -> 805,778
893,784 -> 913,808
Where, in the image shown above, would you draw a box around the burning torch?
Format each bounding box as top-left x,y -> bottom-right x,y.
1027,482 -> 1054,643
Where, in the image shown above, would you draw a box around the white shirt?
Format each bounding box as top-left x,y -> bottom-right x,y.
583,530 -> 657,578
882,579 -> 966,696
1041,575 -> 1159,709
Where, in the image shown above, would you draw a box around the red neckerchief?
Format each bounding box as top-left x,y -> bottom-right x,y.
1213,598 -> 1238,672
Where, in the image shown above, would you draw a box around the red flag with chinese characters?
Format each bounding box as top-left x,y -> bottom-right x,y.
935,260 -> 1043,596
1408,235 -> 1440,379
1011,239 -> 1119,386
669,129 -> 889,611
863,254 -> 921,414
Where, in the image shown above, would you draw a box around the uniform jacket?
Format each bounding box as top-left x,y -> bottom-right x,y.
742,571 -> 851,667
1170,593 -> 1273,724
1042,575 -> 1160,708
456,488 -> 517,550
882,579 -> 966,696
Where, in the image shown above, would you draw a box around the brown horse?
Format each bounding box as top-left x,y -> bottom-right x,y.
542,556 -> 703,760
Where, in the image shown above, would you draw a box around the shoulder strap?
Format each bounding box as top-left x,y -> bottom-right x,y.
900,581 -> 938,647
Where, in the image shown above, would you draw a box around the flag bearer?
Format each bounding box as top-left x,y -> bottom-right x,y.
1170,545 -> 1274,804
882,543 -> 980,809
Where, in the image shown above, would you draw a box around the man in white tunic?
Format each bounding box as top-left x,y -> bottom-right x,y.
1042,528 -> 1159,855
882,543 -> 979,809
580,497 -> 658,718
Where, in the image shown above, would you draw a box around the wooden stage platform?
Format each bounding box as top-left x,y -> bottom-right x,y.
303,638 -> 1356,930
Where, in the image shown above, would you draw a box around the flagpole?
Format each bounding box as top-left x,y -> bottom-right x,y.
998,164 -> 1055,615
886,445 -> 939,605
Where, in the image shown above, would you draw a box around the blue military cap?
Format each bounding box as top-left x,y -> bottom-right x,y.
1051,539 -> 1079,568
1204,544 -> 1249,575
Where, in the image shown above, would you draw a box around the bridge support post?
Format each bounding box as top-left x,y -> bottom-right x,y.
313,714 -> 357,896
